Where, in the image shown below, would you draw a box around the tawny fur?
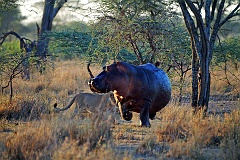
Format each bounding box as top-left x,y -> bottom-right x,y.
54,92 -> 117,118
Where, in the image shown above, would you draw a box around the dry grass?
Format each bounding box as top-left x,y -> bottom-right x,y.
170,63 -> 240,99
211,64 -> 240,96
152,105 -> 240,159
3,112 -> 116,159
0,60 -> 239,159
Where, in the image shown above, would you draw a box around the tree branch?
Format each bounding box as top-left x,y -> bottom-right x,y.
0,31 -> 34,51
1,56 -> 28,100
126,34 -> 143,64
185,0 -> 208,58
36,23 -> 40,39
210,0 -> 218,22
53,0 -> 68,18
219,3 -> 240,27
209,0 -> 225,61
205,0 -> 211,38
178,0 -> 202,59
0,31 -> 21,45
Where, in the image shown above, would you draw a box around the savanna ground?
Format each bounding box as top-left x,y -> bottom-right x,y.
0,60 -> 239,160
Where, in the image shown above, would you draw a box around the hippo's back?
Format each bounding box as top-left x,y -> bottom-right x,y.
139,63 -> 159,72
139,63 -> 171,92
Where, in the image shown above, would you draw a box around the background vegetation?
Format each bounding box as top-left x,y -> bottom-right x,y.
0,0 -> 239,159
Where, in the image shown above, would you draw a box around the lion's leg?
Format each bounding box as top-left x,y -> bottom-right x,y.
71,103 -> 79,119
117,101 -> 124,120
113,93 -> 124,120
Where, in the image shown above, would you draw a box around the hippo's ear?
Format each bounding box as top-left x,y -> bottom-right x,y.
116,62 -> 121,66
116,62 -> 127,72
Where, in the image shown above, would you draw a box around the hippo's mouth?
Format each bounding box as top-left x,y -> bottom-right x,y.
88,80 -> 100,93
87,63 -> 111,93
88,80 -> 110,93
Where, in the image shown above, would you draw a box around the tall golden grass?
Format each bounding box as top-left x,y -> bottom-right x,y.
155,105 -> 240,159
4,114 -> 116,159
0,60 -> 239,159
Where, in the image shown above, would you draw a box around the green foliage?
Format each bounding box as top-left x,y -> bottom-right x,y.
47,30 -> 97,60
156,25 -> 192,71
0,40 -> 21,77
90,0 -> 184,65
116,49 -> 136,62
46,0 -> 193,72
213,36 -> 240,65
0,38 -> 37,90
54,21 -> 90,32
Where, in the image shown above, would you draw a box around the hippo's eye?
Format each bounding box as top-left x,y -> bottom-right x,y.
106,66 -> 111,72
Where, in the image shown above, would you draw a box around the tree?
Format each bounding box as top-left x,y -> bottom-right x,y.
0,0 -> 81,101
177,0 -> 240,112
35,0 -> 68,59
81,0 -> 194,101
92,0 -> 180,64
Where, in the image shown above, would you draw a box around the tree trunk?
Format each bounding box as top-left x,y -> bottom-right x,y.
35,0 -> 67,58
191,39 -> 199,108
178,75 -> 183,104
198,60 -> 210,112
35,0 -> 54,58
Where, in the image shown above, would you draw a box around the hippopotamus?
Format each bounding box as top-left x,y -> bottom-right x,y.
88,62 -> 171,127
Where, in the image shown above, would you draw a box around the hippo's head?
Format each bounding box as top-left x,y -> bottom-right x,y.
88,62 -> 128,93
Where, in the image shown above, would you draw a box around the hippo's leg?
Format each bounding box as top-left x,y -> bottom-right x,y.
139,101 -> 151,127
122,111 -> 133,121
149,113 -> 156,120
121,100 -> 136,121
117,101 -> 133,121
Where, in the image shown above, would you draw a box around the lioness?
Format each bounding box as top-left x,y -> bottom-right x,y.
54,92 -> 118,118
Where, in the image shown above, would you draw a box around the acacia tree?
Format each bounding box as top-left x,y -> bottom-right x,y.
92,0 -> 180,64
177,0 -> 240,112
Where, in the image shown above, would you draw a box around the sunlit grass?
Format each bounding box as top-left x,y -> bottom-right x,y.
4,113 -> 115,159
153,105 -> 240,159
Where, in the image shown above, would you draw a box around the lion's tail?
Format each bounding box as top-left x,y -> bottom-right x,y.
54,103 -> 58,108
53,95 -> 77,111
